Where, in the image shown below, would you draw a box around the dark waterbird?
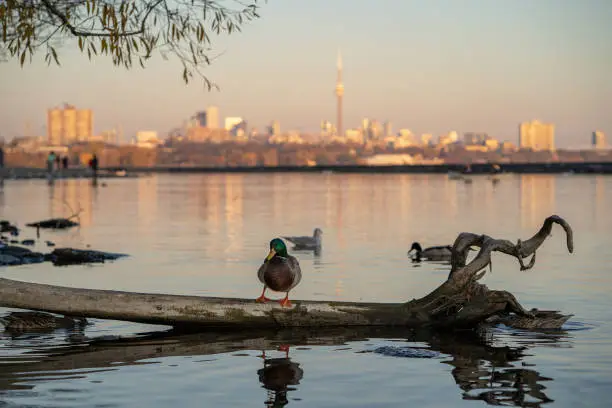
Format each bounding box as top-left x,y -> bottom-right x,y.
408,242 -> 454,262
282,228 -> 322,251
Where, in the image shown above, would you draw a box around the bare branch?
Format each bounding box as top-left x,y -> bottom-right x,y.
447,215 -> 574,285
448,215 -> 574,279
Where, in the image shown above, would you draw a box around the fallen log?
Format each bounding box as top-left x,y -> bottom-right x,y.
0,215 -> 574,330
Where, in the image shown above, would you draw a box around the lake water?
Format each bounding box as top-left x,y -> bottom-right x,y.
0,173 -> 611,408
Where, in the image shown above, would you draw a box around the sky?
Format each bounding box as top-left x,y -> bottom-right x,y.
0,0 -> 610,148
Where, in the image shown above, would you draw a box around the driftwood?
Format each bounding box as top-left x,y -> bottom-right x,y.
0,326 -> 565,406
0,215 -> 574,330
26,200 -> 82,230
26,218 -> 80,229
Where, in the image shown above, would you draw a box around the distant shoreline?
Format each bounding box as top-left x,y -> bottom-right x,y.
3,161 -> 611,179
110,161 -> 612,175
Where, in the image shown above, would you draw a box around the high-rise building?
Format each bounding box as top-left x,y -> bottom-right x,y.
518,120 -> 555,151
192,106 -> 220,129
206,106 -> 219,129
383,121 -> 393,138
335,51 -> 344,137
47,104 -> 94,145
592,131 -> 606,149
268,120 -> 281,136
224,117 -> 244,131
76,109 -> 93,141
464,132 -> 489,145
47,108 -> 63,145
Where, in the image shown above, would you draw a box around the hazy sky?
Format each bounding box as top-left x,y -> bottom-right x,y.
0,0 -> 610,147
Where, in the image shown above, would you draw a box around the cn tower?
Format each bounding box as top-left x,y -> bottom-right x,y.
335,51 -> 344,137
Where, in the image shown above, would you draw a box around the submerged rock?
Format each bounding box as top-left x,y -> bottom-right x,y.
47,248 -> 129,266
0,311 -> 88,332
0,220 -> 19,236
0,243 -> 127,267
0,245 -> 46,266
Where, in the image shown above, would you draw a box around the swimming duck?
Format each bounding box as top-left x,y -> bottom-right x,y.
282,228 -> 322,250
408,242 -> 454,262
256,238 -> 302,307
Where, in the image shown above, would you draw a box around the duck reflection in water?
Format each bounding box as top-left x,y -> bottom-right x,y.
258,345 -> 304,408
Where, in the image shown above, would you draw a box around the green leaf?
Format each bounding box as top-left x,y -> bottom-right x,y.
50,47 -> 59,65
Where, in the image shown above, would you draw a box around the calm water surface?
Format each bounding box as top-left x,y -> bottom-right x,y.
0,173 -> 611,407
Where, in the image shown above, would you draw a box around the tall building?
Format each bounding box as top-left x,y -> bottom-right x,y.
518,120 -> 555,151
224,117 -> 244,131
335,51 -> 344,137
76,109 -> 93,141
383,121 -> 393,138
464,132 -> 489,145
192,106 -> 220,129
592,131 -> 606,149
268,120 -> 281,136
47,104 -> 94,145
206,106 -> 219,129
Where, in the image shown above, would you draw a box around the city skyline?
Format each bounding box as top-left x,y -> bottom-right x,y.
0,0 -> 610,148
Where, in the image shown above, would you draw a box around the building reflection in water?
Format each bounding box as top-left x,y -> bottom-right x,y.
593,176 -> 608,229
258,354 -> 304,408
224,174 -> 244,256
444,176 -> 458,219
136,176 -> 159,231
200,176 -> 221,233
325,174 -> 345,297
47,180 -> 94,227
399,175 -> 412,219
519,175 -> 556,230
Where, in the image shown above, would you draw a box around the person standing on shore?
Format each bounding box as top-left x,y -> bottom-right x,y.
0,145 -> 5,188
89,154 -> 99,185
46,151 -> 57,183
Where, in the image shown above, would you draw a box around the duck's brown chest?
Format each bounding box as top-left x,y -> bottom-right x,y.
263,263 -> 294,292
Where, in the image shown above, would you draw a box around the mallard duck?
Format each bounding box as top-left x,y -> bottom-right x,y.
256,238 -> 302,307
282,228 -> 322,250
408,242 -> 454,262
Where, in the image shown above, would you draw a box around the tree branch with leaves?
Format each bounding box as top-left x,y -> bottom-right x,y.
0,0 -> 262,88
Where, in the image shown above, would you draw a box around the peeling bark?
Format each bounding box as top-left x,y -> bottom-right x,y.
0,215 -> 574,331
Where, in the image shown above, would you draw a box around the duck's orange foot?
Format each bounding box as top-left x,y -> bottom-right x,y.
278,297 -> 292,308
279,344 -> 290,358
256,295 -> 271,303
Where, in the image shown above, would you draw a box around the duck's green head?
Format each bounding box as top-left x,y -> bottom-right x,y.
266,238 -> 288,260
